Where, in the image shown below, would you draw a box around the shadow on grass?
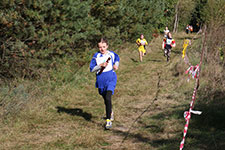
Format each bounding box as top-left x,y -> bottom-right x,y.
111,124 -> 181,150
171,49 -> 181,54
186,90 -> 225,150
147,59 -> 162,62
114,90 -> 225,150
130,57 -> 139,63
56,106 -> 92,121
151,90 -> 225,150
111,128 -> 150,143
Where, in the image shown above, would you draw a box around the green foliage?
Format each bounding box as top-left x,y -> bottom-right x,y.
0,0 -> 178,80
0,0 -> 101,79
90,0 -> 177,41
177,0 -> 196,28
1,0 -> 223,81
202,0 -> 225,28
182,0 -> 225,31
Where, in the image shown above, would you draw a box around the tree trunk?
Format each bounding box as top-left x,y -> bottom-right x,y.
173,1 -> 179,33
176,16 -> 179,33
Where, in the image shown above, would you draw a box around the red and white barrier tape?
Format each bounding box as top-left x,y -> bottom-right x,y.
179,86 -> 202,150
185,64 -> 199,81
179,26 -> 207,150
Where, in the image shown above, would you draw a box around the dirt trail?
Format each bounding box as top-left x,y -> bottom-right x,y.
100,35 -> 186,150
1,33 -> 197,150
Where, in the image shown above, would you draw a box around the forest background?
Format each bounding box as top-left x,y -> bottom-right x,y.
1,0 -> 223,80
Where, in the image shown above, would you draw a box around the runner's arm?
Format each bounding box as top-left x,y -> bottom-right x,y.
136,39 -> 141,46
162,40 -> 165,49
91,65 -> 101,72
145,40 -> 148,46
90,56 -> 101,72
172,40 -> 176,48
113,52 -> 120,70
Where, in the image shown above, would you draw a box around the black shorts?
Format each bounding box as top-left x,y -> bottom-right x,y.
165,44 -> 172,50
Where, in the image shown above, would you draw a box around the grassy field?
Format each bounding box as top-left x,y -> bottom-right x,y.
0,32 -> 225,150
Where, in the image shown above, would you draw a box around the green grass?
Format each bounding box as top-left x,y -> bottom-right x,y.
0,32 -> 225,150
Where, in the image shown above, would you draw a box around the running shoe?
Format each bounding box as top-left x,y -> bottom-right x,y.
105,119 -> 112,129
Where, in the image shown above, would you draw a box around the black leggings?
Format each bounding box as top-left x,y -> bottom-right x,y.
102,90 -> 112,119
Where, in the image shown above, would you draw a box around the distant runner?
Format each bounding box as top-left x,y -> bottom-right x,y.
162,32 -> 176,62
90,38 -> 120,130
189,25 -> 193,33
136,34 -> 148,62
164,26 -> 170,38
186,24 -> 190,34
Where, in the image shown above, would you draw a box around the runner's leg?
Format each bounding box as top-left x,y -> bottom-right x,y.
103,91 -> 112,119
167,48 -> 171,62
164,48 -> 167,57
139,51 -> 143,62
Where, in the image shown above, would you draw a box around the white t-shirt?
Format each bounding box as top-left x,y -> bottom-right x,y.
95,51 -> 114,73
164,29 -> 169,37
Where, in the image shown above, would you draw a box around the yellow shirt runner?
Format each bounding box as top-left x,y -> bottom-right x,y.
136,38 -> 148,53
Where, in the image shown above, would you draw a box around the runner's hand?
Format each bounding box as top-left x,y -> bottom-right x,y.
100,62 -> 108,67
113,65 -> 118,70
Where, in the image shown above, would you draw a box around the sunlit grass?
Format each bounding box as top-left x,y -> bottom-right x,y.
0,33 -> 224,150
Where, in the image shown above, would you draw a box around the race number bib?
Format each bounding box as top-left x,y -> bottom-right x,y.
140,40 -> 146,45
166,38 -> 173,45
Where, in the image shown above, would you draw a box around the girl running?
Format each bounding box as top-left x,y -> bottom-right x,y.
90,38 -> 120,129
162,32 -> 176,62
136,34 -> 148,62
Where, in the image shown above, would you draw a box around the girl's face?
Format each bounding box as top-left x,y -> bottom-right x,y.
98,42 -> 108,54
140,34 -> 144,39
168,33 -> 172,38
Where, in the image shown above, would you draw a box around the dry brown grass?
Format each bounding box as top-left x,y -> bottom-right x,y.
1,32 -> 224,150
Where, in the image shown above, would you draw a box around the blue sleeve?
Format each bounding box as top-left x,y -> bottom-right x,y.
89,53 -> 98,72
112,51 -> 120,64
